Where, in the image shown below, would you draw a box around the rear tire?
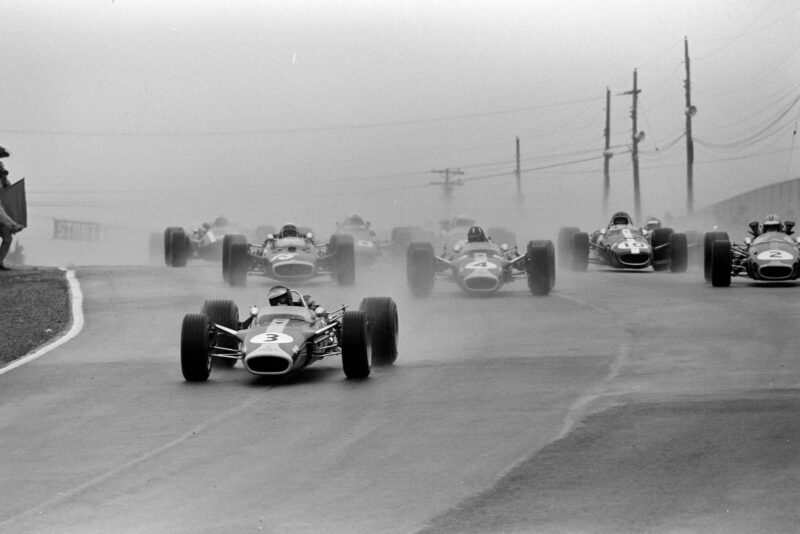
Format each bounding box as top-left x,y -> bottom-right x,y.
704,231 -> 730,282
669,232 -> 688,273
221,234 -> 233,283
407,242 -> 436,297
201,299 -> 239,368
711,239 -> 731,287
358,297 -> 398,366
228,234 -> 249,287
571,232 -> 589,272
168,228 -> 189,268
341,310 -> 371,378
181,313 -> 212,382
526,240 -> 555,295
164,227 -> 181,266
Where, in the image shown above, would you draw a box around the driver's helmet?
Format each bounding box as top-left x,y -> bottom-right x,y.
610,211 -> 632,227
762,213 -> 782,233
467,225 -> 488,243
279,223 -> 298,238
645,217 -> 662,231
345,212 -> 364,226
267,285 -> 293,306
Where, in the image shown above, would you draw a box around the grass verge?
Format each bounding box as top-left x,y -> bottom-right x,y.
0,267 -> 71,367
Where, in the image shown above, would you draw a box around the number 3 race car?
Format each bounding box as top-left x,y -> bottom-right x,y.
704,219 -> 800,287
559,212 -> 688,272
180,292 -> 398,381
405,230 -> 556,297
221,226 -> 355,287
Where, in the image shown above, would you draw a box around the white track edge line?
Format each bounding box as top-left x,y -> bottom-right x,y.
0,268 -> 84,375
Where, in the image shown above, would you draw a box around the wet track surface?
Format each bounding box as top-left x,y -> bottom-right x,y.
1,261 -> 799,533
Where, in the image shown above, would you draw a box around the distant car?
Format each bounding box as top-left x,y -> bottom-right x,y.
161,218 -> 238,267
559,211 -> 688,272
387,225 -> 436,260
335,222 -> 382,265
221,230 -> 355,286
405,236 -> 556,296
180,292 -> 398,381
705,220 -> 800,287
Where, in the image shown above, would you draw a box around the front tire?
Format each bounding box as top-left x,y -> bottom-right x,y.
181,313 -> 212,382
704,231 -> 729,281
650,227 -> 674,272
359,297 -> 398,366
330,234 -> 356,286
669,232 -> 688,273
406,242 -> 436,297
227,234 -> 249,287
526,240 -> 555,295
572,232 -> 589,272
711,239 -> 731,287
201,299 -> 239,368
558,227 -> 579,268
341,310 -> 371,378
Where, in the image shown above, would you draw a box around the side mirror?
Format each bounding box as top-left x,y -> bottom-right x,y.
501,244 -> 509,251
600,228 -> 607,235
306,232 -> 314,239
785,220 -> 795,233
744,237 -> 752,245
266,233 -> 274,240
749,221 -> 760,234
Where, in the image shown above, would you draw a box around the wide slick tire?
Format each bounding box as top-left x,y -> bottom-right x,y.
227,234 -> 249,287
358,297 -> 398,366
168,228 -> 189,268
181,313 -> 212,382
558,226 -> 579,268
571,232 -> 589,272
711,239 -> 732,287
201,299 -> 239,368
406,241 -> 436,297
164,226 -> 182,266
221,234 -> 234,283
704,231 -> 729,281
341,310 -> 371,378
330,234 -> 356,286
669,232 -> 689,273
526,240 -> 555,295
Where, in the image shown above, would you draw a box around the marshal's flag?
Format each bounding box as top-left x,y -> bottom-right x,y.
0,178 -> 26,229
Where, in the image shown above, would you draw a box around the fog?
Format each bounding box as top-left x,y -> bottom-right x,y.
2,0 -> 798,265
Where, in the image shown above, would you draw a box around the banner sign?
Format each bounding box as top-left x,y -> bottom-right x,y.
53,219 -> 102,241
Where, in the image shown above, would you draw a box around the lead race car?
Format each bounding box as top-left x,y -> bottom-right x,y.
705,214 -> 800,287
160,216 -> 239,267
180,286 -> 398,381
559,211 -> 688,272
406,225 -> 555,296
221,223 -> 355,287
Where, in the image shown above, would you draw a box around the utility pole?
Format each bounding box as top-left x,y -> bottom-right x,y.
603,87 -> 612,217
430,168 -> 464,213
684,37 -> 696,215
623,69 -> 643,221
515,137 -> 522,201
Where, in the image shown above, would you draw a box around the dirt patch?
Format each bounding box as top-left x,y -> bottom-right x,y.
0,267 -> 71,365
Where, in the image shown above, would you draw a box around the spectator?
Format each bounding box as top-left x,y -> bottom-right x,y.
0,153 -> 24,271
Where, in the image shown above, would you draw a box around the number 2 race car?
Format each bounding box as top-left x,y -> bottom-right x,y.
180,292 -> 398,381
559,211 -> 688,272
405,236 -> 556,297
221,229 -> 355,287
704,221 -> 800,287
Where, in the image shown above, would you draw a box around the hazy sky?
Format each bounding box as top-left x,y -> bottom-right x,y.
3,0 -> 799,244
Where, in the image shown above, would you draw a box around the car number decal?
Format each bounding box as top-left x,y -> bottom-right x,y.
465,260 -> 497,270
618,241 -> 647,249
757,250 -> 793,260
250,332 -> 294,344
273,253 -> 297,261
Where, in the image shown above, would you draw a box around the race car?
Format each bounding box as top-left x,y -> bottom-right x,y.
705,215 -> 800,287
335,214 -> 382,265
161,216 -> 237,267
559,211 -> 688,272
180,289 -> 398,381
221,223 -> 355,286
405,226 -> 556,296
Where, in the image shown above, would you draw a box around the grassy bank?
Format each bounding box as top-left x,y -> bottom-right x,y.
0,267 -> 71,366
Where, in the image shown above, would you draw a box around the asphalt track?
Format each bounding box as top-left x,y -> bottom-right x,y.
1,261 -> 799,533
